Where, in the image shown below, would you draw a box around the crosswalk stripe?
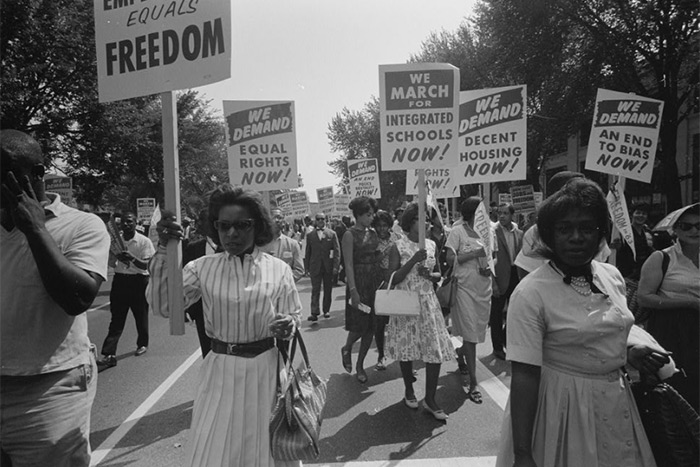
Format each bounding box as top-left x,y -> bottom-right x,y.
306,456 -> 497,466
450,336 -> 509,410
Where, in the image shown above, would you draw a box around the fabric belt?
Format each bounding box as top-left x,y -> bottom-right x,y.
210,338 -> 275,358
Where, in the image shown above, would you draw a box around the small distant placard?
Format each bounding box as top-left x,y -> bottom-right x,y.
510,185 -> 536,212
137,198 -> 156,224
348,158 -> 381,198
45,176 -> 73,205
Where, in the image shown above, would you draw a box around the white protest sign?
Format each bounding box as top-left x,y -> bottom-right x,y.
510,185 -> 536,213
607,180 -> 635,260
289,191 -> 310,218
334,193 -> 352,218
379,63 -> 460,170
473,201 -> 495,273
457,85 -> 527,184
585,89 -> 663,183
45,176 -> 74,205
275,192 -> 293,221
316,187 -> 335,216
223,101 -> 298,191
136,198 -> 157,224
498,193 -> 512,205
406,168 -> 460,198
94,0 -> 231,103
347,158 -> 381,198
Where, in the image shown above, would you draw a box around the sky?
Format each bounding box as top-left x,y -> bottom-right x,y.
198,0 -> 477,202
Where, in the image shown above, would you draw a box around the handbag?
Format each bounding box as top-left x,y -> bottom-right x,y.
270,332 -> 327,461
436,246 -> 458,309
374,271 -> 421,317
631,377 -> 700,467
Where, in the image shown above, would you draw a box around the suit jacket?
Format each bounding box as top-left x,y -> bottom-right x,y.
305,227 -> 340,276
493,222 -> 523,291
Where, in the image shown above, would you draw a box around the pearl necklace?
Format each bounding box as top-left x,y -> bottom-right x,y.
569,275 -> 592,296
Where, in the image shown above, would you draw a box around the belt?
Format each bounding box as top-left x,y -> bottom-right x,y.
210,338 -> 275,358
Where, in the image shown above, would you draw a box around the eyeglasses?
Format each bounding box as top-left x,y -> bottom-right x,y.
214,219 -> 254,231
553,223 -> 600,238
677,221 -> 700,232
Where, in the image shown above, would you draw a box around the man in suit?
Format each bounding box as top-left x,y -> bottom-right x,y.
490,202 -> 523,360
305,212 -> 340,321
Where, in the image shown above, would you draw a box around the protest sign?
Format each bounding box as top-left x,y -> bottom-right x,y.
348,158 -> 382,198
473,201 -> 495,273
406,168 -> 460,198
289,191 -> 310,218
137,198 -> 157,224
510,185 -> 536,213
457,85 -> 527,184
334,194 -> 352,218
607,180 -> 635,260
379,63 -> 460,170
45,176 -> 73,205
224,101 -> 298,191
585,89 -> 663,183
94,0 -> 231,103
498,193 -> 512,205
317,187 -> 335,216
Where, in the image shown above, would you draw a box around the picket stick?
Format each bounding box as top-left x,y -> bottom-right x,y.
162,91 -> 185,336
418,169 -> 426,249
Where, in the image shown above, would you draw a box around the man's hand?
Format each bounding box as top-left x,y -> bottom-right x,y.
116,251 -> 134,265
627,345 -> 670,375
1,171 -> 46,234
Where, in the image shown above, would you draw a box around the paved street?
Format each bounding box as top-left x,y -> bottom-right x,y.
88,274 -> 512,466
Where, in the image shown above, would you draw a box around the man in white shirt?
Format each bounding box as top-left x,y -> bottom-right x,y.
98,212 -> 155,369
262,208 -> 304,281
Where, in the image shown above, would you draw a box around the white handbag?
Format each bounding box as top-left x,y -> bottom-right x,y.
374,271 -> 421,317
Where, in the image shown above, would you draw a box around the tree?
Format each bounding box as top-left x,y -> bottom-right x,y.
327,98 -> 407,211
2,0 -> 229,214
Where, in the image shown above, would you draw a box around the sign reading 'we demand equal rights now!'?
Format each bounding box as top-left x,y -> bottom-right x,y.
223,101 -> 298,191
94,0 -> 231,103
379,63 -> 460,170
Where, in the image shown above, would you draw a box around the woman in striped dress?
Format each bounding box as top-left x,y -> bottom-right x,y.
148,185 -> 302,467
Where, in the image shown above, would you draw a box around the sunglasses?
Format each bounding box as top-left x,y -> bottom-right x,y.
214,219 -> 254,231
316,218 -> 326,221
677,221 -> 700,232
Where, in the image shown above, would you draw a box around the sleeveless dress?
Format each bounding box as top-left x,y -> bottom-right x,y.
344,227 -> 380,333
384,237 -> 455,363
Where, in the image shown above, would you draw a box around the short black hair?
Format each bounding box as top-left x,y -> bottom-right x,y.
631,203 -> 651,214
207,184 -> 274,246
499,203 -> 515,215
460,197 -> 482,223
349,196 -> 378,218
400,202 -> 420,232
373,210 -> 393,228
537,178 -> 609,255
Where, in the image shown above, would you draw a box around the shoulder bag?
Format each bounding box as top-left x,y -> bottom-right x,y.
374,270 -> 421,317
436,246 -> 458,309
270,332 -> 327,461
631,376 -> 700,467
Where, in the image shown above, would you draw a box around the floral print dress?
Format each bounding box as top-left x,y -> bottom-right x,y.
384,237 -> 456,363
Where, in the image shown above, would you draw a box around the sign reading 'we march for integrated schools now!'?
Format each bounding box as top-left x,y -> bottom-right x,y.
585,89 -> 663,184
457,85 -> 527,184
379,63 -> 460,170
94,0 -> 231,102
224,101 -> 298,191
347,158 -> 381,199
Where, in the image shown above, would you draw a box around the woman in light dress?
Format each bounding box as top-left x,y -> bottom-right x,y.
150,185 -> 302,467
384,202 -> 455,420
445,197 -> 493,403
496,178 -> 668,467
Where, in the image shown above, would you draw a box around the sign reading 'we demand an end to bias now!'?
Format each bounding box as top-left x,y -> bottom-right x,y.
379,63 -> 460,170
94,0 -> 231,102
224,100 -> 298,191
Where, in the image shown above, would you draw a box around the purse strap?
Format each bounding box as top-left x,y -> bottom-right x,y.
279,331 -> 313,395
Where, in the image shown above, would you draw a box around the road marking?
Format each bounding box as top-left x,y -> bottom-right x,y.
90,349 -> 201,466
88,301 -> 110,312
450,337 -> 509,410
307,456 -> 496,466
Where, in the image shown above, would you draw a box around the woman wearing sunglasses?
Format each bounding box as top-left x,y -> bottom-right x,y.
497,178 -> 665,467
637,202 -> 700,412
149,184 -> 302,467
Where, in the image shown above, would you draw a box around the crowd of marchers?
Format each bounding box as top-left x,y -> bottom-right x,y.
2,129 -> 698,467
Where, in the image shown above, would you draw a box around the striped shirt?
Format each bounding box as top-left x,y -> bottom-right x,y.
147,247 -> 302,344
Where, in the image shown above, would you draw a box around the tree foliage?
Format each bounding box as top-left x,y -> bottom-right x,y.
1,0 -> 228,215
327,98 -> 407,211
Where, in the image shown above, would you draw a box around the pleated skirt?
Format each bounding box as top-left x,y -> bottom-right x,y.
186,349 -> 301,467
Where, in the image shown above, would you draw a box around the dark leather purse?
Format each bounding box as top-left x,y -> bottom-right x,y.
631,377 -> 700,467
